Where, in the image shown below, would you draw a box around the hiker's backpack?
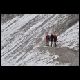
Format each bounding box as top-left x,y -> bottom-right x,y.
46,35 -> 50,41
48,35 -> 51,41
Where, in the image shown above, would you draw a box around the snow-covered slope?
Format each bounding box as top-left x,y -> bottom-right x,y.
58,21 -> 79,50
1,14 -> 79,66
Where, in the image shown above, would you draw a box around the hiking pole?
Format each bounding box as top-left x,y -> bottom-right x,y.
53,42 -> 55,55
52,43 -> 56,62
54,46 -> 55,55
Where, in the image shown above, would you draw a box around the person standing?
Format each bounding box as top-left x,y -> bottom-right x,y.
53,31 -> 57,47
45,32 -> 50,46
50,33 -> 54,47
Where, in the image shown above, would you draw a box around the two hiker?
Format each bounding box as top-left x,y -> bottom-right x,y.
45,31 -> 57,47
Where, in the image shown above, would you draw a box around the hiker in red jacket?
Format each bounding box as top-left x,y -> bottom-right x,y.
45,32 -> 50,46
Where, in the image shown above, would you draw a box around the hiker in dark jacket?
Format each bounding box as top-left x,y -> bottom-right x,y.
45,32 -> 50,46
53,31 -> 57,47
50,33 -> 54,47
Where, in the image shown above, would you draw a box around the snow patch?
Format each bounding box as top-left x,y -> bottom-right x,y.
58,21 -> 79,50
